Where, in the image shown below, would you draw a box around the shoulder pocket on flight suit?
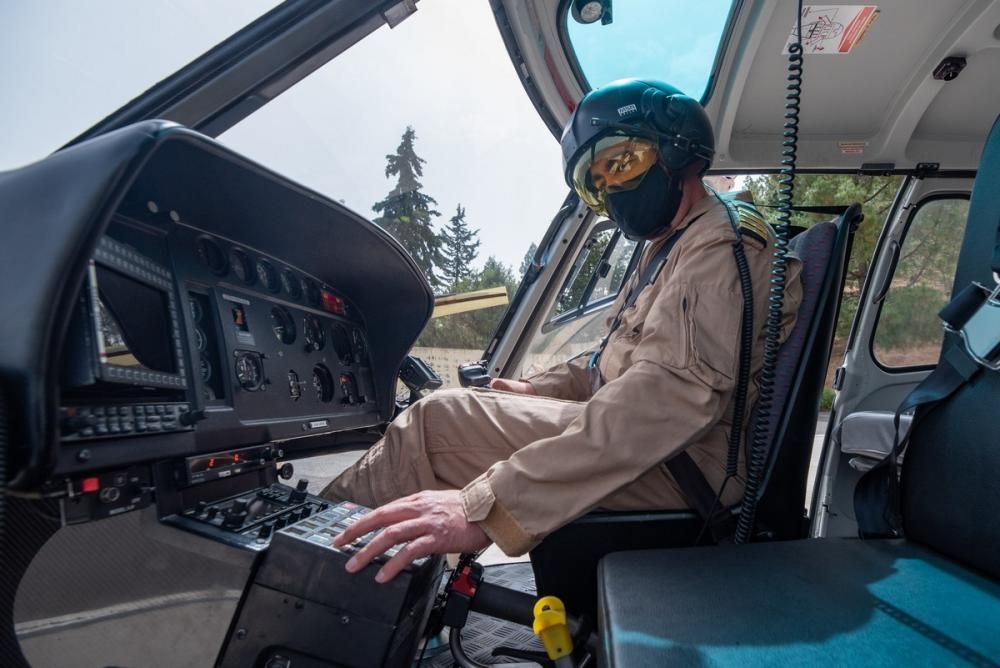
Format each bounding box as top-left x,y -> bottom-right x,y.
687,286 -> 741,388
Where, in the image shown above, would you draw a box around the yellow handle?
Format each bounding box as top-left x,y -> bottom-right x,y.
532,596 -> 573,660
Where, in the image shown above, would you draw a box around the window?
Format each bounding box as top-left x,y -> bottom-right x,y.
218,1 -> 567,390
873,197 -> 969,368
564,0 -> 735,97
552,222 -> 638,320
0,0 -> 281,170
518,222 -> 638,377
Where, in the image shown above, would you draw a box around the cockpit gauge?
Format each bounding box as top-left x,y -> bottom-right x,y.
230,249 -> 255,285
303,278 -> 322,307
281,269 -> 303,299
270,306 -> 297,345
189,296 -> 203,323
198,237 -> 228,276
200,357 -> 212,382
331,323 -> 353,364
235,351 -> 264,391
303,314 -> 325,352
256,259 -> 281,293
312,363 -> 334,402
194,327 -> 208,352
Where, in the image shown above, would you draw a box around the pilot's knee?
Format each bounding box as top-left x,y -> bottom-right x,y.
393,388 -> 471,430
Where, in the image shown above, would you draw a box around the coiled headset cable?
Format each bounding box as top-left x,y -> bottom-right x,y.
734,0 -> 803,544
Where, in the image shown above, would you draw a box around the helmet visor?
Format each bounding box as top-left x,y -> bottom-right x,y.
570,134 -> 659,216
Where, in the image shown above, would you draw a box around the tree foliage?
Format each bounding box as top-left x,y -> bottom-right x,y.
373,127 -> 444,290
417,256 -> 520,349
439,204 -> 481,289
746,173 -> 902,339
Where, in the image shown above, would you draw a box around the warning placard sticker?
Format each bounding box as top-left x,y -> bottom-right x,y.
784,5 -> 880,55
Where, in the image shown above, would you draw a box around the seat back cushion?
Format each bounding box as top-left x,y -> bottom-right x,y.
902,114 -> 1000,581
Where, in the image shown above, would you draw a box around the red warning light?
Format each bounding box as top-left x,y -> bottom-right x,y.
321,291 -> 346,315
208,458 -> 216,468
233,453 -> 240,462
81,477 -> 100,493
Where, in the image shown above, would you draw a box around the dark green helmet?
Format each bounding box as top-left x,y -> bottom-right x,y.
560,78 -> 715,190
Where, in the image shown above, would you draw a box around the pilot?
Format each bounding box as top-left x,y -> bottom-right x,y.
325,79 -> 803,582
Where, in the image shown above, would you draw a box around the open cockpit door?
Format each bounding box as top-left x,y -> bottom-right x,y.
67,0 -> 421,147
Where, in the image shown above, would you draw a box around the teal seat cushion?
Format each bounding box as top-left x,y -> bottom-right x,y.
598,539 -> 1000,666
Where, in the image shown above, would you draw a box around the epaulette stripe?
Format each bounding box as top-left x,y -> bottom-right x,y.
736,207 -> 770,245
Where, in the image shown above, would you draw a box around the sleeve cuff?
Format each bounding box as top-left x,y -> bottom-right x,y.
460,474 -> 538,556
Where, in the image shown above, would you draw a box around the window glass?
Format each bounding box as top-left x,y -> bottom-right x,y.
221,2 -> 567,389
565,0 -> 734,97
0,0 -> 280,170
873,198 -> 968,368
552,223 -> 637,319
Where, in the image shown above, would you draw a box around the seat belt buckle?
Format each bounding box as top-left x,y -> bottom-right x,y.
953,281 -> 1000,371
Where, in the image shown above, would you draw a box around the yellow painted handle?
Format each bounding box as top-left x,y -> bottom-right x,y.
532,596 -> 573,660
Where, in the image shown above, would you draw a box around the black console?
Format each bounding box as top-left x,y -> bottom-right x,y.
220,502 -> 444,668
166,481 -> 331,552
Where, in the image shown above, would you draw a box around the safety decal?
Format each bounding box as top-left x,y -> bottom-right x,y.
784,5 -> 880,55
838,141 -> 868,155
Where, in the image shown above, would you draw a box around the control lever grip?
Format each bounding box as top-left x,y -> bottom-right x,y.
399,355 -> 443,393
469,581 -> 536,628
457,362 -> 491,388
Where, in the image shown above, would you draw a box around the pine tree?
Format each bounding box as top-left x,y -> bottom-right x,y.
439,204 -> 481,289
372,127 -> 443,289
519,242 -> 538,278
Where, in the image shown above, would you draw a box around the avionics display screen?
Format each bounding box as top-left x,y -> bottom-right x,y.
95,265 -> 177,373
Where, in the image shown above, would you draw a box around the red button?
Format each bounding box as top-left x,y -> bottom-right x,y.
81,477 -> 100,493
321,291 -> 345,315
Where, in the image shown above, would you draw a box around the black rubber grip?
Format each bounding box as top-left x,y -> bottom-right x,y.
469,581 -> 536,628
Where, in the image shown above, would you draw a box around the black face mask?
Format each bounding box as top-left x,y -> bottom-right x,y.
606,164 -> 684,241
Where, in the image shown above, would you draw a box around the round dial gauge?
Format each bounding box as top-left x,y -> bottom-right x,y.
270,306 -> 297,344
198,237 -> 227,276
282,269 -> 303,299
235,352 -> 264,391
303,314 -> 325,352
199,357 -> 212,382
312,363 -> 334,402
230,249 -> 255,285
257,259 -> 281,293
194,327 -> 207,351
188,296 -> 203,323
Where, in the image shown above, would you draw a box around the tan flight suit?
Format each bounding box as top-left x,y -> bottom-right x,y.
323,191 -> 803,556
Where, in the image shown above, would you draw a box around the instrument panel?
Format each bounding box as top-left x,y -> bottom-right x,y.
57,211 -> 382,474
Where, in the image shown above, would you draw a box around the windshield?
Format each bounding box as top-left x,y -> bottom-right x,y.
565,0 -> 735,99
0,0 -> 281,171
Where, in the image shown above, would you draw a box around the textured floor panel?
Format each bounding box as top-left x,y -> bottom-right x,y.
424,563 -> 544,667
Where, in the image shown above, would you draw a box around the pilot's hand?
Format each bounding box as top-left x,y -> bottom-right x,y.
489,378 -> 537,394
335,490 -> 491,583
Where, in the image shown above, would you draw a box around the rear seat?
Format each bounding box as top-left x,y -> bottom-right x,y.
596,115 -> 1000,666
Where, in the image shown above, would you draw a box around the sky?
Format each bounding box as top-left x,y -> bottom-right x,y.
1,0 -> 732,271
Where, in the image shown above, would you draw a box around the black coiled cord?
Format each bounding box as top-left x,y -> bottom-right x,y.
734,1 -> 803,544
727,237 -> 755,478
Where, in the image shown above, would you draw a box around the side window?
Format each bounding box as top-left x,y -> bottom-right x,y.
873,197 -> 968,368
518,222 -> 638,377
552,222 -> 638,319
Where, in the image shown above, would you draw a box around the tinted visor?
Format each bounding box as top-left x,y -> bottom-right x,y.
570,133 -> 659,216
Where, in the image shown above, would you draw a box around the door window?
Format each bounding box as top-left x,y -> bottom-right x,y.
552,222 -> 638,320
872,197 -> 968,368
518,223 -> 638,377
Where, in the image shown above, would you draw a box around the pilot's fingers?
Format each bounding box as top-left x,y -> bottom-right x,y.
375,536 -> 438,583
334,499 -> 420,547
343,518 -> 425,573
